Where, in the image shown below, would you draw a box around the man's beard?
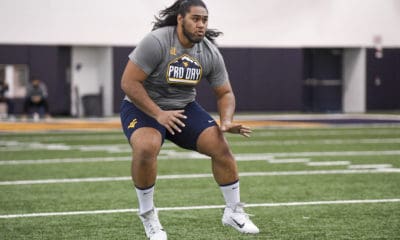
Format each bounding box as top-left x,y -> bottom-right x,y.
182,21 -> 204,44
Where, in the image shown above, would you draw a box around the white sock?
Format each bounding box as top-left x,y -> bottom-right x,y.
135,185 -> 155,215
219,180 -> 240,208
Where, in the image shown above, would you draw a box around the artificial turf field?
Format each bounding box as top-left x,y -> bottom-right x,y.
0,124 -> 399,239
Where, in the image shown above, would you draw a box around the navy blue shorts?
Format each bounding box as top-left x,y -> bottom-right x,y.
120,100 -> 217,151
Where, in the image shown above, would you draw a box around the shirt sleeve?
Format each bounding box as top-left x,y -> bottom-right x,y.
40,83 -> 48,98
128,33 -> 163,75
207,48 -> 229,88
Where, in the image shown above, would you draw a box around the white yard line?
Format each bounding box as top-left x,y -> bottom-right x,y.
3,138 -> 400,153
348,164 -> 394,169
266,150 -> 400,157
234,113 -> 400,121
250,129 -> 400,137
0,135 -> 124,141
0,142 -> 132,153
1,150 -> 400,165
268,158 -> 310,164
1,169 -> 400,186
0,198 -> 399,219
2,125 -> 398,138
229,138 -> 400,146
0,157 -> 132,165
307,161 -> 351,166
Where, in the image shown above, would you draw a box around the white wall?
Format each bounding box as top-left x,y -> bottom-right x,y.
97,48 -> 113,117
343,48 -> 366,113
71,47 -> 113,117
1,0 -> 399,47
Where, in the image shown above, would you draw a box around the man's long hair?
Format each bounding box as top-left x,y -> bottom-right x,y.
152,0 -> 222,44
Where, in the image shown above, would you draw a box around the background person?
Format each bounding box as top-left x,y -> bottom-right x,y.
23,77 -> 50,119
0,78 -> 15,119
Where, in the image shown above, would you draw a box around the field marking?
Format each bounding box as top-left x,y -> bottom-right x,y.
0,157 -> 132,165
2,125 -> 399,137
307,161 -> 351,166
230,138 -> 400,146
250,129 -> 400,137
268,158 -> 310,164
348,164 -> 394,169
0,141 -> 132,153
2,138 -> 400,153
1,168 -> 400,186
0,198 -> 399,219
1,150 -> 400,165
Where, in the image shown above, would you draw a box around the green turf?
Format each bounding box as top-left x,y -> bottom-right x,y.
1,125 -> 400,239
1,204 -> 399,239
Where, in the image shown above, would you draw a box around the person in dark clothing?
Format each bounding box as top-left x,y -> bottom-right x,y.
23,77 -> 50,118
0,78 -> 15,118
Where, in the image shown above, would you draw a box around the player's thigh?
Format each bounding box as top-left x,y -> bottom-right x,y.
166,101 -> 216,150
197,125 -> 232,158
120,100 -> 165,156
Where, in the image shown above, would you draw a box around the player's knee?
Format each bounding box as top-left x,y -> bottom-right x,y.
198,126 -> 231,156
135,143 -> 159,159
211,143 -> 234,162
132,138 -> 161,162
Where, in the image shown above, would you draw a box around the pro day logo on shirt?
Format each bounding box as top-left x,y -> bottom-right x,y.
166,54 -> 203,85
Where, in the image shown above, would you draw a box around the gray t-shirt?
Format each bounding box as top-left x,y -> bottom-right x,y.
126,26 -> 229,110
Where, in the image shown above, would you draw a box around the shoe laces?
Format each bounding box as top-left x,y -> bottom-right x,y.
231,203 -> 254,220
141,210 -> 163,235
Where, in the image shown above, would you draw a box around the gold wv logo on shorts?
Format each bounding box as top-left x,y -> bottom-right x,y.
128,119 -> 138,129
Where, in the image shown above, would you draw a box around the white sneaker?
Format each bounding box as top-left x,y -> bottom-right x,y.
139,209 -> 167,240
222,203 -> 260,234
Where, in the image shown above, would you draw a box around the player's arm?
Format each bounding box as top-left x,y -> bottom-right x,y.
213,81 -> 252,137
121,61 -> 186,135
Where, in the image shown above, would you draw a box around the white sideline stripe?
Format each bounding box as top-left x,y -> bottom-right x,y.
0,177 -> 130,185
0,157 -> 132,165
3,126 -> 398,139
307,161 -> 351,166
1,199 -> 399,219
1,169 -> 400,186
269,158 -> 310,164
266,150 -> 400,157
348,164 -> 393,169
2,150 -> 400,165
251,129 -> 400,137
229,138 -> 400,146
3,138 -> 400,153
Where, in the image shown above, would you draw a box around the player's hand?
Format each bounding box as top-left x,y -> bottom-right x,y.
220,121 -> 252,137
156,110 -> 187,135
